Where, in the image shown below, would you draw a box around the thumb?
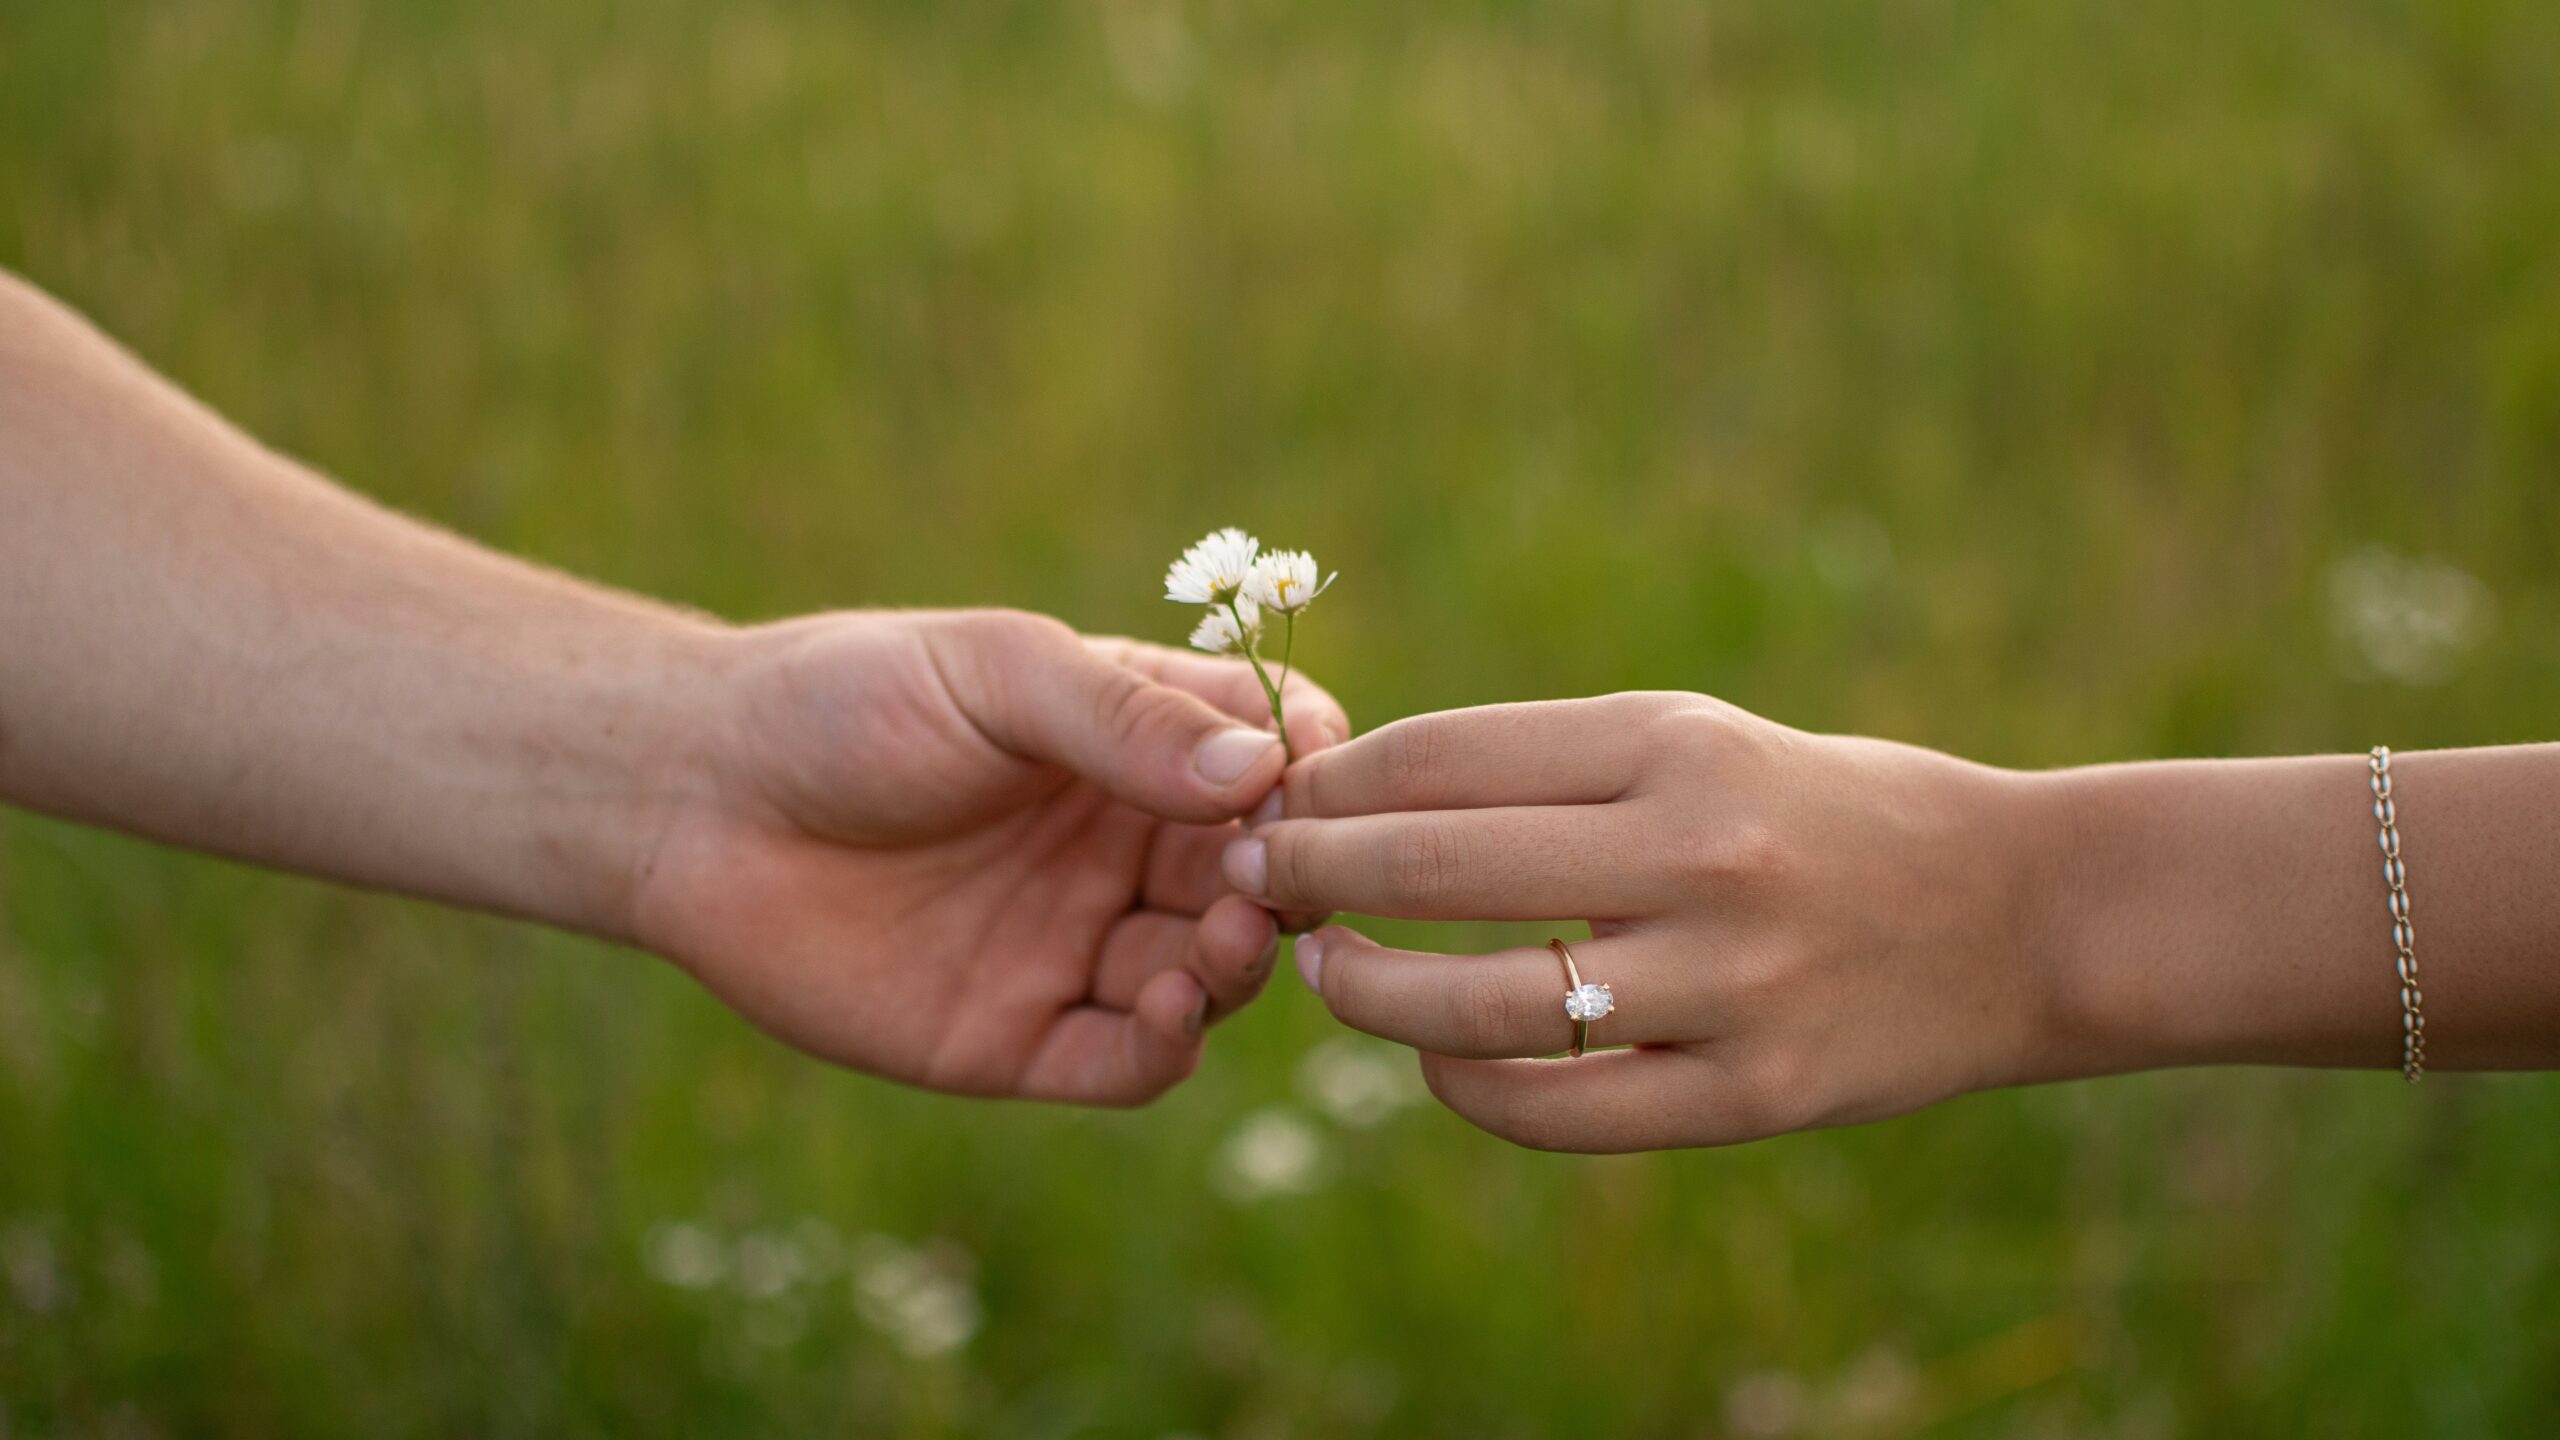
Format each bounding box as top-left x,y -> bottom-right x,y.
929,611 -> 1286,823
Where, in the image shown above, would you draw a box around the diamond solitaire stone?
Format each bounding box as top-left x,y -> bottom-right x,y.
1564,982 -> 1614,1023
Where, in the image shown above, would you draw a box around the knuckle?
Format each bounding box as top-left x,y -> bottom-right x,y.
1720,1049 -> 1814,1140
1718,823 -> 1799,893
928,610 -> 1084,723
1639,697 -> 1797,785
1606,690 -> 1697,725
1496,1089 -> 1595,1153
1096,1040 -> 1203,1111
1638,697 -> 1739,762
1420,1057 -> 1600,1152
1451,967 -> 1527,1056
1709,942 -> 1798,1022
1261,826 -> 1317,906
1093,1083 -> 1160,1112
1667,816 -> 1798,896
1091,1084 -> 1162,1112
1117,1057 -> 1199,1110
1282,749 -> 1330,815
1320,941 -> 1377,1022
1376,717 -> 1446,804
1386,821 -> 1464,909
950,606 -> 1077,658
922,1041 -> 1011,1099
1091,665 -> 1175,744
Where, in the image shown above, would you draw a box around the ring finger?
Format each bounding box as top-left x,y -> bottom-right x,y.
1295,926 -> 1704,1058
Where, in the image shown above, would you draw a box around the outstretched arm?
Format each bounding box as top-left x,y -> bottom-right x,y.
0,269 -> 724,937
1224,694 -> 2560,1150
0,269 -> 1345,1104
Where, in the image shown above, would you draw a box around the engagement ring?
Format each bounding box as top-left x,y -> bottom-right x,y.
1550,938 -> 1612,1057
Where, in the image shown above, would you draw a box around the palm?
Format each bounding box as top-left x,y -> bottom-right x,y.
632,612 -> 1336,1104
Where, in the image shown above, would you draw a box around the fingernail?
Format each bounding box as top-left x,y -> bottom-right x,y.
1185,991 -> 1210,1037
1221,837 -> 1268,896
1196,728 -> 1280,787
1248,934 -> 1280,978
1249,790 -> 1285,828
1295,932 -> 1325,992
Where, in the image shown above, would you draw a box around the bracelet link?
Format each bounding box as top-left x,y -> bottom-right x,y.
2369,746 -> 2425,1083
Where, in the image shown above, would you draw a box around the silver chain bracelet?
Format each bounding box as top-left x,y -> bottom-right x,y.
2369,746 -> 2425,1082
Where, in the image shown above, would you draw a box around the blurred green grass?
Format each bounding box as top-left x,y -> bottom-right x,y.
4,0 -> 2558,1435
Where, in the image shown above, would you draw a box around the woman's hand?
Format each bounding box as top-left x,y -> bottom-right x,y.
1218,694 -> 2069,1150
632,610 -> 1346,1106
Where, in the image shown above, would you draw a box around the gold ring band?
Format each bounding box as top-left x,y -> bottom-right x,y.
1550,937 -> 1613,1057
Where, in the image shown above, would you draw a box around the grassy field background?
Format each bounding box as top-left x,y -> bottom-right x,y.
5,1 -> 2559,1435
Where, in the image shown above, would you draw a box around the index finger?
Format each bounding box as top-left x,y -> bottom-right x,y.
1281,694 -> 1676,819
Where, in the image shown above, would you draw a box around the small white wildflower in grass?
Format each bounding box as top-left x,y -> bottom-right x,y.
1,1219 -> 67,1315
1297,1036 -> 1426,1129
1164,528 -> 1337,761
788,1217 -> 847,1280
1212,1106 -> 1332,1202
852,1234 -> 981,1359
100,1228 -> 158,1311
732,1230 -> 802,1299
642,1221 -> 727,1291
1723,1372 -> 1811,1440
1831,1347 -> 1921,1428
2327,544 -> 2493,685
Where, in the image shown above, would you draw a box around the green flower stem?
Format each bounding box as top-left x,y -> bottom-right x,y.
1223,596 -> 1294,764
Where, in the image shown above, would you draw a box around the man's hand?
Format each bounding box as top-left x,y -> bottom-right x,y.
633,610 -> 1346,1105
0,270 -> 1345,1108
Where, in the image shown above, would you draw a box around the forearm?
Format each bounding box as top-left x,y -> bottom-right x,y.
2032,745 -> 2560,1077
0,271 -> 726,940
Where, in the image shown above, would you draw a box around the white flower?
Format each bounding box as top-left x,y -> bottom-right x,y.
2,1220 -> 67,1315
641,1221 -> 726,1291
1164,526 -> 1261,605
732,1230 -> 805,1298
851,1235 -> 981,1359
2327,545 -> 2493,685
1723,1372 -> 1810,1440
1245,549 -> 1336,615
1212,1106 -> 1331,1202
1296,1036 -> 1425,1129
1188,596 -> 1262,655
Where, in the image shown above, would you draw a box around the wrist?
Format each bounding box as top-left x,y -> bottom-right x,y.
2016,762 -> 2248,1081
1932,758 -> 2117,1091
502,604 -> 745,945
2008,765 -> 2163,1082
2023,755 -> 2389,1080
1802,737 -> 2093,1097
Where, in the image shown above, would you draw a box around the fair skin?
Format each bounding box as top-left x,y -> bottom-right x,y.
16,266 -> 2552,1152
1225,694 -> 2560,1152
0,270 -> 1344,1106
